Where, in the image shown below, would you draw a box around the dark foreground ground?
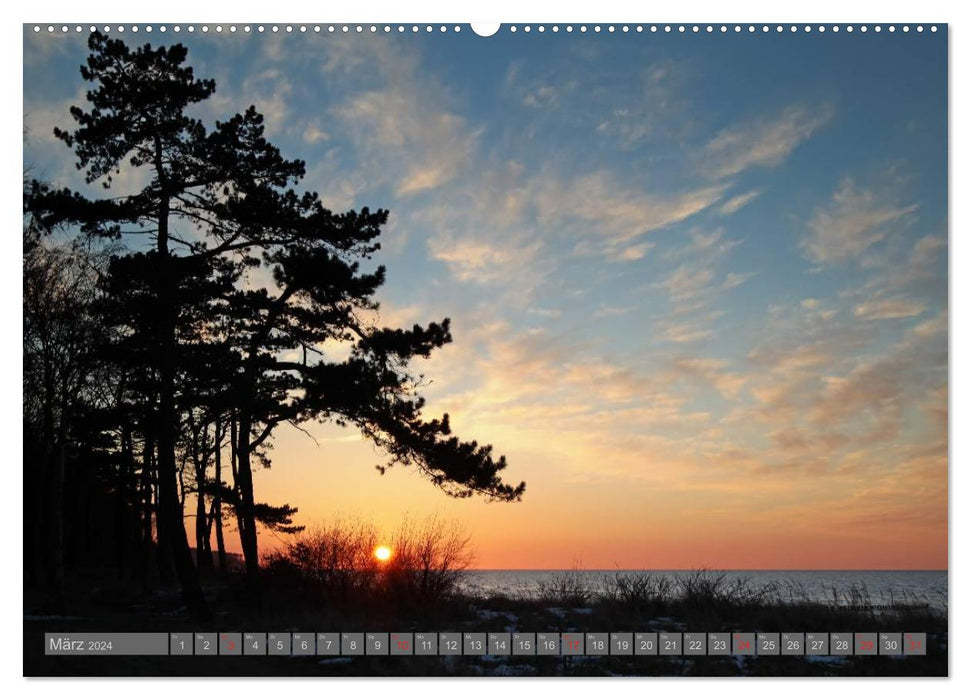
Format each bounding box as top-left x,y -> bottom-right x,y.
24,568 -> 948,677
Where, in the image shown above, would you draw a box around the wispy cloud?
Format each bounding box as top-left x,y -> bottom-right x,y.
801,178 -> 919,265
854,296 -> 926,321
658,265 -> 716,301
429,234 -> 543,285
661,322 -> 715,344
719,189 -> 762,216
703,105 -> 834,179
723,272 -> 755,290
532,171 -> 727,256
593,304 -> 634,319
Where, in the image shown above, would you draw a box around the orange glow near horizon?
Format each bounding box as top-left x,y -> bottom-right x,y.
196,416 -> 947,571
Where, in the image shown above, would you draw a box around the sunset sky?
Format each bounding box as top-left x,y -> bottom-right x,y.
23,26 -> 947,569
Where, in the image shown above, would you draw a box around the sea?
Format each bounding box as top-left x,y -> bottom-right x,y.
459,570 -> 948,611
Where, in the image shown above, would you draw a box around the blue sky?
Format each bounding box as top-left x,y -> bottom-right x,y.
22,26 -> 948,568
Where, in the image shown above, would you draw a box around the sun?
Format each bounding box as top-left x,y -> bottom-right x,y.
374,545 -> 392,562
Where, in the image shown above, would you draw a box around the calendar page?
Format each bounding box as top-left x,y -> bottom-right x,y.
22,20 -> 947,678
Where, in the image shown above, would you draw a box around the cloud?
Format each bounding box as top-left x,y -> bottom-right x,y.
429,235 -> 543,285
718,189 -> 762,216
590,59 -> 694,149
593,305 -> 634,319
302,123 -> 330,143
614,242 -> 655,261
704,104 -> 834,179
422,163 -> 725,288
658,265 -> 716,301
532,171 -> 727,255
671,357 -> 748,399
737,292 -> 946,477
801,179 -> 918,265
337,90 -> 479,197
723,272 -> 755,290
528,307 -> 563,319
660,322 -> 715,344
523,85 -> 558,109
909,235 -> 946,270
323,38 -> 481,198
913,311 -> 947,338
853,297 -> 926,321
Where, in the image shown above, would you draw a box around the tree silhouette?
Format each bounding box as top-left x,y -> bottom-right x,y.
25,32 -> 525,613
23,217 -> 102,599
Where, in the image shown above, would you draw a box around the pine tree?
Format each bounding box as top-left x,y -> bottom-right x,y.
26,32 -> 525,611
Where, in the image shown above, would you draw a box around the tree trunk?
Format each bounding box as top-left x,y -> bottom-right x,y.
155,188 -> 209,618
194,458 -> 211,570
213,416 -> 227,572
138,432 -> 155,590
117,424 -> 134,579
235,414 -> 260,592
47,434 -> 66,604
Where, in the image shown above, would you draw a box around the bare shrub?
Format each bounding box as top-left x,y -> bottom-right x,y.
537,560 -> 590,607
266,514 -> 474,611
601,571 -> 675,609
264,517 -> 379,604
677,569 -> 779,607
382,514 -> 474,607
